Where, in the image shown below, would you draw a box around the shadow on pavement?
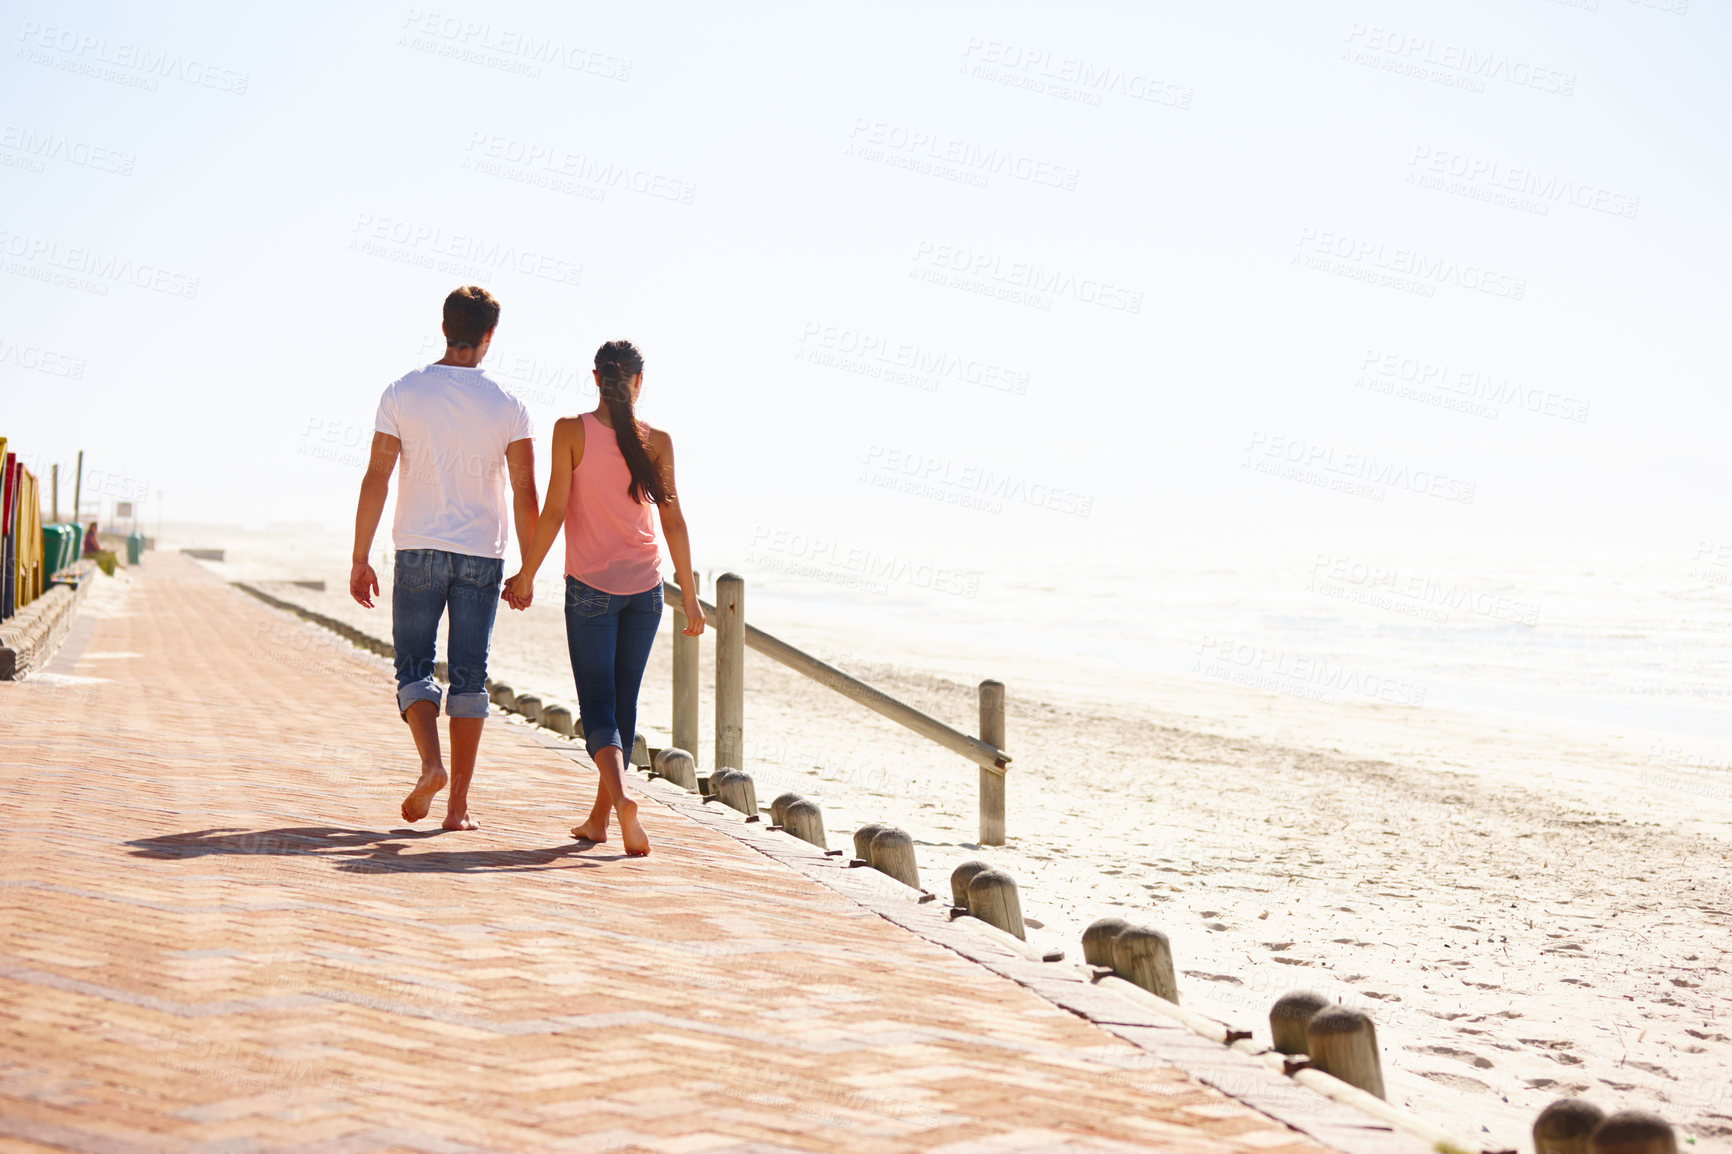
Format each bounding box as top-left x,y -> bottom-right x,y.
125,826 -> 617,873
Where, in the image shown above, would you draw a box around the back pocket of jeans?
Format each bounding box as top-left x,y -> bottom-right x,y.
395,550 -> 433,592
568,581 -> 611,617
458,554 -> 504,589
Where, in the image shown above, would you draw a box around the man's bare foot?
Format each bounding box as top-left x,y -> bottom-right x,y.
617,799 -> 650,857
570,817 -> 608,842
442,811 -> 479,831
401,765 -> 448,823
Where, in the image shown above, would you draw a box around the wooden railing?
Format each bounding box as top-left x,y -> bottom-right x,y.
663,573 -> 1011,845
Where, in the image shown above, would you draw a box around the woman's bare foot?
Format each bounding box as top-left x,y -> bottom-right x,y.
617,798 -> 650,857
570,789 -> 611,842
569,817 -> 608,842
442,810 -> 479,831
401,764 -> 448,823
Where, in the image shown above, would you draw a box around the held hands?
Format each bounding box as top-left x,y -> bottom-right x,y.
502,572 -> 535,610
681,590 -> 706,636
350,560 -> 379,608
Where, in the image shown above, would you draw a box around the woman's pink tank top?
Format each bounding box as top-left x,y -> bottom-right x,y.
564,412 -> 662,595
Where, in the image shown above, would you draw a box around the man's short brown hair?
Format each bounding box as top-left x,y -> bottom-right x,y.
443,285 -> 500,350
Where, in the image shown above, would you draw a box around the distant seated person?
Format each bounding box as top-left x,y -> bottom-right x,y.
82,522 -> 118,575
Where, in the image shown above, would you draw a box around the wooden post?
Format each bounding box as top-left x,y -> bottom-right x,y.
1082,917 -> 1129,967
715,573 -> 744,774
713,769 -> 756,816
770,792 -> 803,826
1305,1007 -> 1384,1099
653,748 -> 697,790
489,683 -> 515,710
50,465 -> 57,523
868,827 -> 919,889
541,704 -> 574,737
1267,991 -> 1330,1053
718,772 -> 748,814
630,733 -> 650,767
950,861 -> 990,909
979,680 -> 1006,846
965,868 -> 1025,939
1590,1112 -> 1676,1154
514,694 -> 542,724
72,450 -> 82,528
1535,1100 -> 1607,1154
1110,926 -> 1178,1003
783,798 -> 826,849
853,822 -> 889,862
707,768 -> 738,802
673,570 -> 700,765
1270,991 -> 1331,1055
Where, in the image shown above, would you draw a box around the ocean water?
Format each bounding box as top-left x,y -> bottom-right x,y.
701,523 -> 1732,744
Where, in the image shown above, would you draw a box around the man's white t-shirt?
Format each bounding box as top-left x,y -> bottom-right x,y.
374,363 -> 533,559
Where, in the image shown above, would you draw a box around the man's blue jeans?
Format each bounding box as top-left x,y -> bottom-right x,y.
392,548 -> 504,719
564,576 -> 662,761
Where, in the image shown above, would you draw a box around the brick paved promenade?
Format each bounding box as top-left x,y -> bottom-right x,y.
0,555 -> 1346,1153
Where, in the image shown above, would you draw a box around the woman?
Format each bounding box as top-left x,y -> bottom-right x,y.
506,340 -> 703,856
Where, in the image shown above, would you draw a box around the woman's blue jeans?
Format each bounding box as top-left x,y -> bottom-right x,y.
564,576 -> 662,761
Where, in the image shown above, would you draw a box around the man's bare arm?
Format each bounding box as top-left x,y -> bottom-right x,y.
503,418 -> 578,609
351,432 -> 400,607
506,438 -> 539,564
503,437 -> 540,608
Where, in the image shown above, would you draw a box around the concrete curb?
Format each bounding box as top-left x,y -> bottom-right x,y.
0,568 -> 93,681
233,582 -> 405,667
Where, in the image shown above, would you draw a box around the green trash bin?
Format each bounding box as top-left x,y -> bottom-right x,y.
126,531 -> 144,565
41,523 -> 78,576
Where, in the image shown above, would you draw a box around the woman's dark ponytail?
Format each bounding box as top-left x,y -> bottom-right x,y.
594,339 -> 669,505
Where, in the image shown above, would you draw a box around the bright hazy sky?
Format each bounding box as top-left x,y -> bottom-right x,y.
3,0 -> 1727,568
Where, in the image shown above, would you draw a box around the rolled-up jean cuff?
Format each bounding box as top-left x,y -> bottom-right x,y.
584,728 -> 622,760
397,681 -> 442,716
447,691 -> 491,719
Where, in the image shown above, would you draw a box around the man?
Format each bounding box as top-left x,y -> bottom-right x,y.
350,285 -> 537,830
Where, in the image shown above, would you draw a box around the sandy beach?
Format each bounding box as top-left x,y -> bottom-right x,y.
177,533 -> 1732,1154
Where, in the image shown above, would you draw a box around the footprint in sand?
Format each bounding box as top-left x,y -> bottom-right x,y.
1417,1070 -> 1495,1093
1182,971 -> 1243,984
1410,1044 -> 1493,1069
1625,1060 -> 1673,1079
